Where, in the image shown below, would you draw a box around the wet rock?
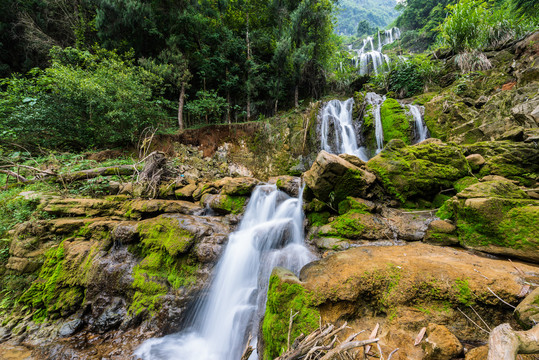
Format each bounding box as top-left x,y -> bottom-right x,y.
58,318 -> 83,337
423,323 -> 463,360
5,256 -> 42,273
214,177 -> 259,196
514,287 -> 539,329
317,211 -> 392,241
194,234 -> 228,263
465,154 -> 485,171
91,298 -> 126,334
124,199 -> 203,219
424,220 -> 458,246
366,139 -> 469,203
111,223 -> 138,244
303,151 -> 376,203
268,175 -> 301,197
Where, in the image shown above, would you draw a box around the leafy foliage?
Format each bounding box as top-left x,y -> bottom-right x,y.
0,46 -> 168,149
335,0 -> 400,36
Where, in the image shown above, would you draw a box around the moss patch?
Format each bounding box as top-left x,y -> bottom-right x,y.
138,216 -> 195,257
380,98 -> 411,144
453,177 -> 479,193
262,269 -> 319,360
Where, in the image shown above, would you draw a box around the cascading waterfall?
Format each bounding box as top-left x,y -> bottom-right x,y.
365,93 -> 386,154
408,104 -> 429,143
320,98 -> 369,162
352,27 -> 401,75
134,185 -> 314,360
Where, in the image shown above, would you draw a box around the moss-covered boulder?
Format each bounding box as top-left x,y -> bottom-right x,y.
443,180 -> 539,263
463,141 -> 539,186
262,267 -> 320,360
424,220 -> 458,246
200,194 -> 247,215
366,139 -> 470,203
268,175 -> 301,197
303,151 -> 376,204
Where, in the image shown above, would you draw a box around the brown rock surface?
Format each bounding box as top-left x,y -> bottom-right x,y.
423,323 -> 463,360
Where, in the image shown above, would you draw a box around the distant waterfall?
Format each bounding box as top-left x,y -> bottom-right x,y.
135,185 -> 314,360
408,104 -> 429,143
365,93 -> 386,154
352,27 -> 401,75
320,99 -> 369,161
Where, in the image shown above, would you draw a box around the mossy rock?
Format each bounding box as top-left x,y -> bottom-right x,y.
201,194 -> 247,215
317,210 -> 391,241
366,139 -> 470,203
380,98 -> 412,145
137,216 -> 196,257
453,177 -> 479,193
262,267 -> 319,360
514,287 -> 539,329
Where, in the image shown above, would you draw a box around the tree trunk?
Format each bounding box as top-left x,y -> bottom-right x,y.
294,84 -> 299,108
227,91 -> 231,125
178,82 -> 185,130
246,11 -> 251,121
274,99 -> 278,115
488,323 -> 539,360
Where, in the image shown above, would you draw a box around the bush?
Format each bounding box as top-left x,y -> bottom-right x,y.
438,0 -> 488,53
0,47 -> 169,150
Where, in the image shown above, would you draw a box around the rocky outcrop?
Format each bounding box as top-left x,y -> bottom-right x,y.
297,242 -> 539,359
441,178 -> 539,263
366,139 -> 470,203
422,323 -> 463,360
303,151 -> 376,203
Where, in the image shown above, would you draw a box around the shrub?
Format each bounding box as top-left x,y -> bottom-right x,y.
0,46 -> 169,150
438,0 -> 488,53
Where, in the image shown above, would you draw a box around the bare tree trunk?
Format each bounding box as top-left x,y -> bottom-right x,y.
488,323 -> 539,360
274,99 -> 278,115
294,85 -> 299,108
178,82 -> 185,130
246,11 -> 251,121
227,91 -> 231,125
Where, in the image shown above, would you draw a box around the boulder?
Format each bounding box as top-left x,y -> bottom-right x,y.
366,139 -> 469,203
424,220 -> 458,246
124,199 -> 203,219
514,287 -> 539,329
268,175 -> 301,197
200,194 -> 247,215
442,179 -> 539,263
423,323 -> 463,360
213,177 -> 260,196
466,154 -> 485,171
338,154 -> 366,167
303,151 -> 376,203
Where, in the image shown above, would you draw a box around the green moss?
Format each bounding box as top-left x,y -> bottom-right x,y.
262,272 -> 319,360
432,193 -> 450,208
138,216 -> 195,257
319,210 -> 366,239
453,176 -> 479,193
380,98 -> 411,144
497,206 -> 538,250
218,195 -> 246,215
337,197 -> 370,215
333,168 -> 374,205
306,212 -> 330,227
454,279 -> 474,306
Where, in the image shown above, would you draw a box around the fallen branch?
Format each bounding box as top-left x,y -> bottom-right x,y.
241,333 -> 254,360
0,169 -> 28,183
487,323 -> 539,360
318,338 -> 380,360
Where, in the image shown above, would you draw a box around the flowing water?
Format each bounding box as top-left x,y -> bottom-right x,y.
320,98 -> 369,161
351,27 -> 400,75
134,185 -> 314,360
408,104 -> 429,143
365,93 -> 386,154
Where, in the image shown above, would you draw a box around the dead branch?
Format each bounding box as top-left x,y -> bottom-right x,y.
487,323 -> 539,360
276,322 -> 379,360
387,348 -> 399,360
0,169 -> 28,183
288,310 -> 300,351
241,333 -> 254,360
364,323 -> 379,356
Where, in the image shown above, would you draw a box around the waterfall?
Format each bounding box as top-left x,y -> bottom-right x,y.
352,27 -> 401,75
320,98 -> 369,162
365,93 -> 386,154
408,104 -> 429,143
134,185 -> 315,360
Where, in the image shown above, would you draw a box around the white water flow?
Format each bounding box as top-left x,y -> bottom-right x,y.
134,185 -> 314,360
320,98 -> 369,161
365,92 -> 386,154
408,104 -> 429,143
352,27 -> 401,75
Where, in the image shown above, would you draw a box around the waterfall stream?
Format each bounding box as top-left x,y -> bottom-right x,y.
134,185 -> 314,360
352,27 -> 400,75
365,93 -> 386,154
408,104 -> 429,143
320,99 -> 369,161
